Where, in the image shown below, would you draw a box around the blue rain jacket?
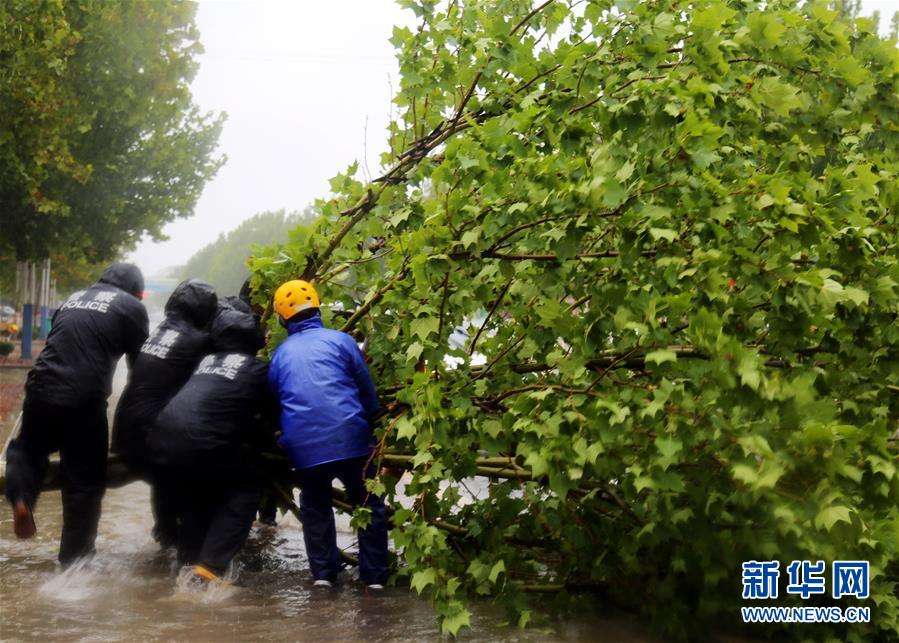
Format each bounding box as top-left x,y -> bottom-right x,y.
268,312 -> 380,469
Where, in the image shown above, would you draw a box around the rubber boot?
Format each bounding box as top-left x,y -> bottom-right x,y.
12,500 -> 36,539
193,564 -> 230,585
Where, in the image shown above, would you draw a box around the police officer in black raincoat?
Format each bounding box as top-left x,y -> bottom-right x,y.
112,279 -> 218,545
147,307 -> 275,580
5,262 -> 149,565
221,281 -> 279,527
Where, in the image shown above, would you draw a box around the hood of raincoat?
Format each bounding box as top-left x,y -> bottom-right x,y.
286,309 -> 323,335
165,279 -> 218,328
238,278 -> 255,308
98,262 -> 144,299
218,294 -> 253,316
212,308 -> 264,353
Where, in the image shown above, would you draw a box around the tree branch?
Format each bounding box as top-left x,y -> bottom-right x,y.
483,249 -> 656,261
511,0 -> 556,36
468,279 -> 513,356
341,265 -> 410,333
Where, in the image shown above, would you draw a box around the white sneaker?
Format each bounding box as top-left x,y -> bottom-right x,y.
366,583 -> 384,590
313,579 -> 333,588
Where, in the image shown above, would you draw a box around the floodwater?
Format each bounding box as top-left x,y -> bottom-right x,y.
0,364 -> 657,642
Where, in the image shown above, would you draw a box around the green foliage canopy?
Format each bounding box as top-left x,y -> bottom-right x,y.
250,0 -> 898,638
0,0 -> 224,262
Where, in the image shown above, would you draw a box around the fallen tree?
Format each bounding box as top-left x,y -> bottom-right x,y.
247,0 -> 898,638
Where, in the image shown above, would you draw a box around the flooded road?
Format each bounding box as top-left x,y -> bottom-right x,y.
0,363 -> 656,641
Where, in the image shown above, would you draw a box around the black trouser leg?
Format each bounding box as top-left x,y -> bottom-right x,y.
175,482 -> 214,567
337,457 -> 389,585
197,483 -> 261,575
118,425 -> 177,547
150,476 -> 178,547
257,492 -> 278,525
58,402 -> 108,566
4,397 -> 56,509
298,465 -> 340,582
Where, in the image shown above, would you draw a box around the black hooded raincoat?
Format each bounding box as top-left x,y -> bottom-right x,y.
25,262 -> 149,407
148,308 -> 272,472
112,279 -> 217,463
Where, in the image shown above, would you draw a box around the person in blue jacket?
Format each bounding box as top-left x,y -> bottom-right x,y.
268,279 -> 388,589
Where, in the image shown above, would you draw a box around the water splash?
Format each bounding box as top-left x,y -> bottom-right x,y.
169,565 -> 239,604
38,556 -> 125,602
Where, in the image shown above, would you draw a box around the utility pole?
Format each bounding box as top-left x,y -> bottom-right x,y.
50,278 -> 57,315
14,263 -> 23,309
39,258 -> 51,339
21,261 -> 34,360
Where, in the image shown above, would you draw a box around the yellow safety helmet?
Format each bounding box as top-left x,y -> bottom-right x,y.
273,279 -> 320,321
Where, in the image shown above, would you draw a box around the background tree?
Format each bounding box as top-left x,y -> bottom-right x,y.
830,0 -> 899,37
0,0 -> 224,265
180,209 -> 313,295
0,0 -> 86,221
251,0 -> 898,638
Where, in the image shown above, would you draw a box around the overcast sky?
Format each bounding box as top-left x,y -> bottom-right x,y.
129,1 -> 412,275
128,0 -> 897,276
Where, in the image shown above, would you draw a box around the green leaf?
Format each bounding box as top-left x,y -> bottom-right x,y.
615,160 -> 636,182
441,607 -> 471,636
406,341 -> 424,361
460,228 -> 480,248
748,13 -> 786,49
488,559 -> 505,583
412,450 -> 433,467
649,228 -> 677,242
838,464 -> 863,484
693,4 -> 736,29
751,77 -> 803,116
646,349 -> 677,365
843,286 -> 869,307
756,461 -> 785,489
411,568 -> 436,594
410,316 -> 439,340
536,299 -> 563,324
524,451 -> 549,478
756,193 -> 775,209
738,354 -> 761,390
396,416 -> 416,440
389,208 -> 412,228
457,154 -> 480,170
595,178 -> 627,208
732,464 -> 758,486
814,506 -> 852,532
656,436 -> 682,460
867,455 -> 896,480
518,610 -> 532,629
